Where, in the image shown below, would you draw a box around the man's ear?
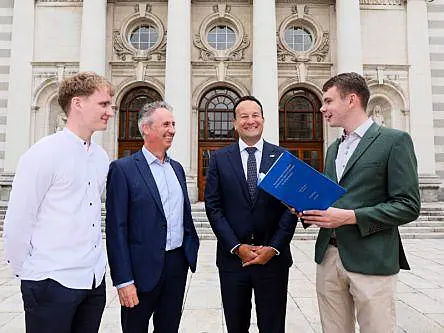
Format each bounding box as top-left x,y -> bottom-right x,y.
348,93 -> 359,108
71,96 -> 82,112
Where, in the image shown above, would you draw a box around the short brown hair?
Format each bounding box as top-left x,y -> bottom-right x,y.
57,72 -> 114,115
322,72 -> 370,110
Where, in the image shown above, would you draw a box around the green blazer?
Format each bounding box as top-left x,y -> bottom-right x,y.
315,123 -> 420,275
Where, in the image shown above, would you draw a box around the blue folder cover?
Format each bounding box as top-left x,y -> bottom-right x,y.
258,151 -> 346,211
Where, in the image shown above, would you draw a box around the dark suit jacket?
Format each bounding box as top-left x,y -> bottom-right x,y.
204,141 -> 298,271
105,150 -> 199,293
315,123 -> 420,275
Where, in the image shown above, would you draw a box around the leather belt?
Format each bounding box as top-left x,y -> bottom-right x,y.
328,237 -> 338,247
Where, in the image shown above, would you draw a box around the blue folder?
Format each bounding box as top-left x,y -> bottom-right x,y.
258,151 -> 346,212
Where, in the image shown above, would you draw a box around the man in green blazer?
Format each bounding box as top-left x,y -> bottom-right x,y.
301,72 -> 420,333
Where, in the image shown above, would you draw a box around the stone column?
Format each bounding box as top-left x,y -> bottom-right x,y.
164,0 -> 196,199
79,0 -> 107,75
252,0 -> 279,144
407,0 -> 440,201
79,0 -> 107,147
336,0 -> 363,74
4,1 -> 35,171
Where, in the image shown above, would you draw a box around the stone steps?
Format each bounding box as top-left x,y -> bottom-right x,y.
2,202 -> 444,240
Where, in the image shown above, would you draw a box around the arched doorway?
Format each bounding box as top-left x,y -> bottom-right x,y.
279,88 -> 324,171
197,87 -> 240,200
118,86 -> 162,157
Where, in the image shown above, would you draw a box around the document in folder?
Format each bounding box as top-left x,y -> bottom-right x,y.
258,151 -> 346,212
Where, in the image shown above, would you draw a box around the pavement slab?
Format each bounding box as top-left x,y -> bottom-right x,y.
0,239 -> 442,332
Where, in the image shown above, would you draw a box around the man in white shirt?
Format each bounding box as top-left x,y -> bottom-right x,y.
3,72 -> 114,333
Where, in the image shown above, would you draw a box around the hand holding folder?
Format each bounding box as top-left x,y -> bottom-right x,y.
258,151 -> 346,212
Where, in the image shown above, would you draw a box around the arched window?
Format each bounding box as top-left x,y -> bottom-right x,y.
118,86 -> 162,157
197,86 -> 241,201
198,87 -> 240,140
279,89 -> 322,141
279,88 -> 323,171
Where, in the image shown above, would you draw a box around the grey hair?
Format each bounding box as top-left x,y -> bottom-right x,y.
138,100 -> 173,136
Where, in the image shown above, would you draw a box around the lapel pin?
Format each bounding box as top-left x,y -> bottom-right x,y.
269,154 -> 275,158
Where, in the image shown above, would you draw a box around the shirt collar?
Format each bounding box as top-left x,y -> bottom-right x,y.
238,137 -> 263,153
340,117 -> 374,141
354,117 -> 374,138
63,127 -> 91,151
142,146 -> 170,165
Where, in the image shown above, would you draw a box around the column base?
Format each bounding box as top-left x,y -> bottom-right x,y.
419,174 -> 441,202
186,173 -> 198,203
0,172 -> 14,202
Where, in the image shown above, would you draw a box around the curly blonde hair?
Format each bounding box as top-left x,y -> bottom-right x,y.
58,72 -> 114,115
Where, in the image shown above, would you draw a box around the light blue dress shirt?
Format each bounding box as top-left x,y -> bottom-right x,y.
142,146 -> 184,251
117,147 -> 185,289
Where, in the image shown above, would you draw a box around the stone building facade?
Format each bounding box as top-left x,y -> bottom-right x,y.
0,0 -> 443,203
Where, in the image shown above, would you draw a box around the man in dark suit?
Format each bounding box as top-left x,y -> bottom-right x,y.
106,101 -> 199,333
301,73 -> 420,333
205,96 -> 298,333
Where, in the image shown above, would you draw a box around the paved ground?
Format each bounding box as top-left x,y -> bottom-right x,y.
0,239 -> 443,333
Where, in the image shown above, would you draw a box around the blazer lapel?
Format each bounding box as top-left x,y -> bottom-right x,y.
258,141 -> 280,174
134,150 -> 166,217
170,160 -> 187,201
340,123 -> 381,181
227,143 -> 252,203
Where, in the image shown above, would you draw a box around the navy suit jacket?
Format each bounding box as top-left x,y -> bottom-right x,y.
204,141 -> 297,271
105,150 -> 199,293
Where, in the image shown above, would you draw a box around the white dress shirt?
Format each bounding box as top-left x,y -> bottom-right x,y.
239,138 -> 263,180
336,118 -> 374,181
3,128 -> 109,289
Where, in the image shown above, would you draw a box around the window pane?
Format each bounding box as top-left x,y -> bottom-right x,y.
198,88 -> 239,140
129,25 -> 158,50
284,27 -> 313,52
207,25 -> 236,50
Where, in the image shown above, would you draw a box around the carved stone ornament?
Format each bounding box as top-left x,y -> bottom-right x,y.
194,33 -> 249,61
193,5 -> 249,62
112,8 -> 166,62
277,12 -> 329,63
311,32 -> 329,62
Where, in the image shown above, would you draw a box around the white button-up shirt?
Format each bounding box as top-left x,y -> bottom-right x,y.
336,118 -> 374,181
3,128 -> 109,289
239,138 -> 264,180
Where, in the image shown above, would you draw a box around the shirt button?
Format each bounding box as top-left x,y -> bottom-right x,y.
94,245 -> 97,248
88,182 -> 91,186
84,142 -> 87,145
89,203 -> 92,206
92,224 -> 95,227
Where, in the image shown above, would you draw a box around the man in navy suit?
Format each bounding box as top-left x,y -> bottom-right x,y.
205,96 -> 298,333
106,101 -> 199,333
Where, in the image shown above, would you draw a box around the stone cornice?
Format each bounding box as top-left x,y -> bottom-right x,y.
37,0 -> 82,2
360,0 -> 404,5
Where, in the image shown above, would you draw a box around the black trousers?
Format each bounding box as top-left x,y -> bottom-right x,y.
21,277 -> 106,333
219,265 -> 289,333
121,247 -> 188,333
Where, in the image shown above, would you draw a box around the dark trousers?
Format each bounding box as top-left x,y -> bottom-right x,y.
121,247 -> 188,333
21,277 -> 106,333
219,265 -> 289,333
